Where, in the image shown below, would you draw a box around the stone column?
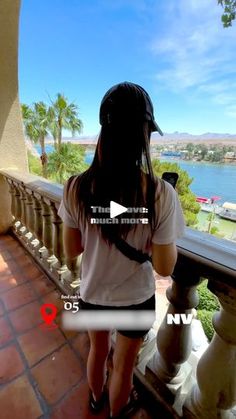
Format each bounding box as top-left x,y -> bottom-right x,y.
0,0 -> 28,234
184,280 -> 236,419
65,254 -> 82,291
31,192 -> 43,251
148,255 -> 201,395
50,202 -> 67,277
39,198 -> 54,262
13,182 -> 22,232
24,189 -> 35,243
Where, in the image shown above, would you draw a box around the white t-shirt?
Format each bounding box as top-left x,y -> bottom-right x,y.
58,178 -> 185,306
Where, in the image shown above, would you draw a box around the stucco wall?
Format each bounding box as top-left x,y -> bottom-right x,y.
0,0 -> 28,233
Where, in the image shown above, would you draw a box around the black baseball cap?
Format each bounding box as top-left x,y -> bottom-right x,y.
99,81 -> 163,135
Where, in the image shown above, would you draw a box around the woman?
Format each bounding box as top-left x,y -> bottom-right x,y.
58,82 -> 185,418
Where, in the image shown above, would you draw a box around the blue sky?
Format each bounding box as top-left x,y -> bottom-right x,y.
19,0 -> 236,136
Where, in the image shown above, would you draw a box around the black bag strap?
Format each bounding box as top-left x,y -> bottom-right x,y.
113,237 -> 151,264
112,173 -> 178,264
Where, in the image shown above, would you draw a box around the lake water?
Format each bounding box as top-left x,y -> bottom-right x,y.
162,159 -> 236,204
35,145 -> 236,204
85,152 -> 236,205
35,144 -> 54,154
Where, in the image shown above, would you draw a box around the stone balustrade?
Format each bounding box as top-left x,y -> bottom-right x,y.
147,229 -> 236,418
0,169 -> 81,294
1,169 -> 236,418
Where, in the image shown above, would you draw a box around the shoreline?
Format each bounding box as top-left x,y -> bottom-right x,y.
196,210 -> 236,241
30,142 -> 236,167
159,158 -> 236,167
31,144 -> 236,174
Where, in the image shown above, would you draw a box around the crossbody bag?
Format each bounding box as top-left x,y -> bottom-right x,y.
113,172 -> 178,264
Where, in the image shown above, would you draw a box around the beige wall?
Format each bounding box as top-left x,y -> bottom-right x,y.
0,0 -> 28,233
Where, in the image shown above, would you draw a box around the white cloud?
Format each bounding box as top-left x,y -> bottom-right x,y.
150,0 -> 236,118
225,106 -> 236,118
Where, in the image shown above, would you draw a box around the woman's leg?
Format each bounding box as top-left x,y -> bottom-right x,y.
87,330 -> 111,400
109,333 -> 143,417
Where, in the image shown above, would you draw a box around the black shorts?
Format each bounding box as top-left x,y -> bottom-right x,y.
79,294 -> 155,339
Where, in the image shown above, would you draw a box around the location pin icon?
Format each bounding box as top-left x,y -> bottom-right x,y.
40,303 -> 57,326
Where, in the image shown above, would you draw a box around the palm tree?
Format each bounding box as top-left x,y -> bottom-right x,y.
47,117 -> 59,151
47,143 -> 87,184
48,93 -> 83,151
21,102 -> 49,178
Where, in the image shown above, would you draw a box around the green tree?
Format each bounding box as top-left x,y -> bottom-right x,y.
209,149 -> 224,162
27,151 -> 42,176
22,102 -> 49,178
199,144 -> 208,160
47,143 -> 87,184
48,93 -> 83,151
210,226 -> 220,235
152,160 -> 200,226
207,211 -> 217,233
197,280 -> 220,311
218,0 -> 236,27
186,143 -> 195,153
197,310 -> 215,341
197,280 -> 220,341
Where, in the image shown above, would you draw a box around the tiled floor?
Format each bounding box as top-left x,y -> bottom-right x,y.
0,234 -> 164,419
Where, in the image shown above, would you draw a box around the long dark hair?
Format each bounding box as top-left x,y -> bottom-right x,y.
71,119 -> 158,245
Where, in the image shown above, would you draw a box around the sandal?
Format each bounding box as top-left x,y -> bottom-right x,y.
89,370 -> 109,414
89,389 -> 107,414
109,388 -> 139,418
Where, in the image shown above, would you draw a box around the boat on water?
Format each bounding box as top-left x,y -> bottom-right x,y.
196,197 -> 236,222
218,202 -> 236,222
196,196 -> 222,215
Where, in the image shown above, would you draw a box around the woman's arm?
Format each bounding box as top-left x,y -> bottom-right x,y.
152,242 -> 177,277
63,225 -> 84,259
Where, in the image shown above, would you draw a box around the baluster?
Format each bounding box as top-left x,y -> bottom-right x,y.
39,198 -> 55,263
31,191 -> 43,252
184,280 -> 236,419
24,189 -> 35,243
50,202 -> 67,278
13,182 -> 22,232
65,254 -> 82,291
18,183 -> 28,236
148,256 -> 201,394
8,179 -> 16,220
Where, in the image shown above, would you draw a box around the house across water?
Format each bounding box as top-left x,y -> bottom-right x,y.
219,202 -> 236,222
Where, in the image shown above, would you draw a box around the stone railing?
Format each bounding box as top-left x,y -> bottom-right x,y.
1,169 -> 236,418
0,169 -> 81,294
146,229 -> 236,418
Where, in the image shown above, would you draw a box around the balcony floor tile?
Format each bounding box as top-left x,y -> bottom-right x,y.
0,259 -> 9,273
43,289 -> 64,312
0,234 -> 159,418
0,300 -> 5,316
23,262 -> 48,281
0,275 -> 18,293
0,249 -> 12,261
0,343 -> 25,384
0,316 -> 14,347
0,254 -> 29,289
0,375 -> 43,419
50,380 -> 109,419
18,326 -> 66,367
8,299 -> 43,334
30,273 -> 56,297
2,282 -> 38,312
31,344 -> 83,405
71,332 -> 91,365
51,380 -> 154,419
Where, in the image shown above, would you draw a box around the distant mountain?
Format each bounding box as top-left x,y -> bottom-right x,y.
61,135 -> 98,143
151,132 -> 236,143
45,132 -> 236,144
